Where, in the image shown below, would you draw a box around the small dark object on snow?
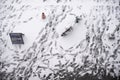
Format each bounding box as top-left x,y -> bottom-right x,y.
75,17 -> 81,23
42,12 -> 46,19
61,27 -> 73,37
9,33 -> 24,44
109,34 -> 115,40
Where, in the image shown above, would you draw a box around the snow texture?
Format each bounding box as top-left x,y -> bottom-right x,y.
0,0 -> 120,80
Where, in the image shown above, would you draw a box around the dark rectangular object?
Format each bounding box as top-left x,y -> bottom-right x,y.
9,33 -> 24,44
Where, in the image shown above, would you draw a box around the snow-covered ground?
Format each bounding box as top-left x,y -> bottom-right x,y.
0,0 -> 120,80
